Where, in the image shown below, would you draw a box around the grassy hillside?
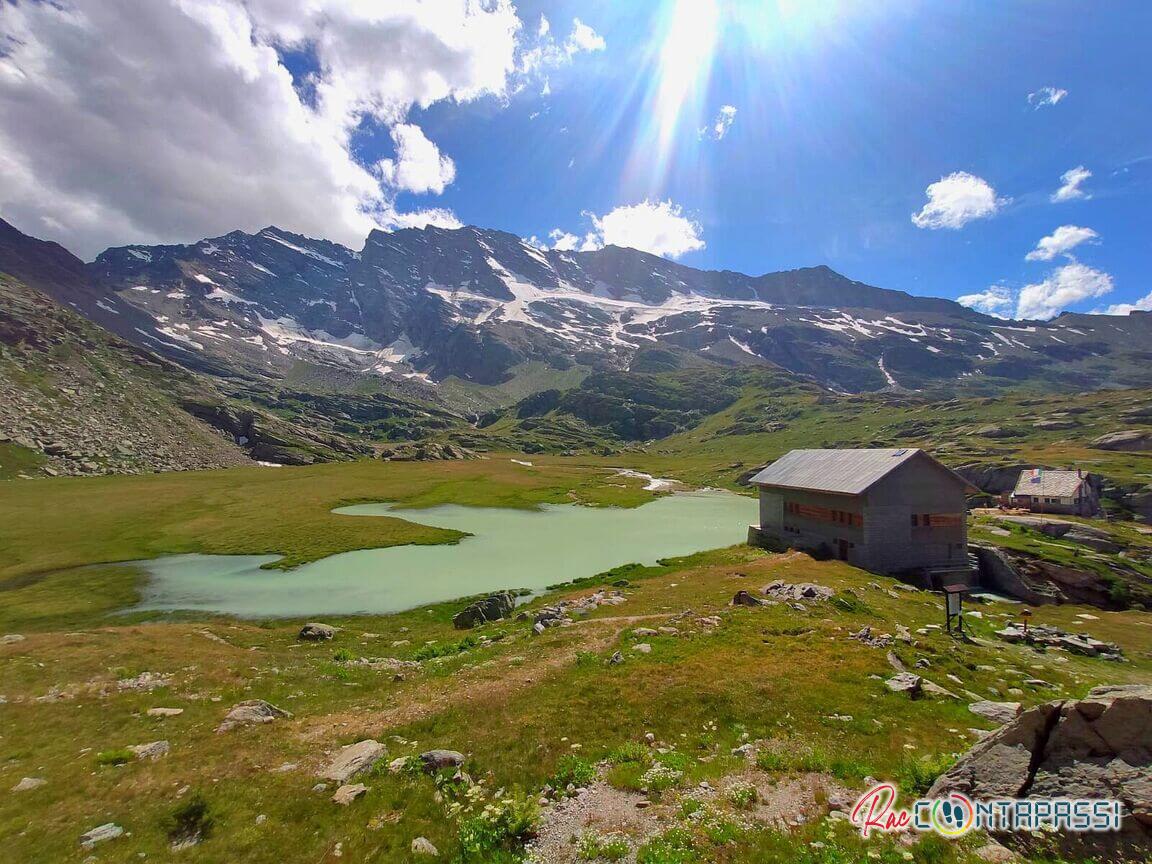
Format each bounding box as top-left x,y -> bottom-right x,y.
2,534 -> 1149,863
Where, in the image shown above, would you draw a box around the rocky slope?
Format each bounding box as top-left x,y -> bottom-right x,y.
0,273 -> 371,478
0,273 -> 250,477
7,218 -> 1152,403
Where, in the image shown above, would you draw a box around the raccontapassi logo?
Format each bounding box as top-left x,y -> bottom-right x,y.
850,783 -> 1124,839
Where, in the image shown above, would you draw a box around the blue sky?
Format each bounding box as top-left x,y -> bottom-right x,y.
396,1 -> 1152,317
1,0 -> 1148,319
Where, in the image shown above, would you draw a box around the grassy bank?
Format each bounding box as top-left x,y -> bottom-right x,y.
0,456 -> 659,589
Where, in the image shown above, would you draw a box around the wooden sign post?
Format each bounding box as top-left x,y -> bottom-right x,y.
943,583 -> 970,635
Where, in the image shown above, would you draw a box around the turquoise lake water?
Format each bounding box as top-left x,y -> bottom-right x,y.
132,490 -> 756,617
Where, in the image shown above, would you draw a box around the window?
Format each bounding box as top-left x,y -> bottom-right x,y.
911,514 -> 919,527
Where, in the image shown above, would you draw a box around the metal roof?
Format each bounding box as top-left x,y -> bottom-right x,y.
1012,468 -> 1086,499
749,448 -> 965,496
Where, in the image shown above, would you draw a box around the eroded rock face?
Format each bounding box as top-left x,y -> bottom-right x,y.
930,685 -> 1152,858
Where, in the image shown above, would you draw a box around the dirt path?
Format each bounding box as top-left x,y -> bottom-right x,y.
295,613 -> 680,743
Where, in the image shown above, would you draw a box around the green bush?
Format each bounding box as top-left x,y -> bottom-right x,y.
551,754 -> 596,791
896,752 -> 955,796
636,827 -> 698,864
96,748 -> 134,766
413,635 -> 478,661
607,741 -> 652,767
456,792 -> 538,860
332,647 -> 357,662
727,782 -> 758,809
577,832 -> 630,861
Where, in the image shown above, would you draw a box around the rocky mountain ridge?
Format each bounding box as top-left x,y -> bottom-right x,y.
8,218 -> 1152,403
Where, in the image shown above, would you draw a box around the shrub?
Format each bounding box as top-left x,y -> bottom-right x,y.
727,782 -> 758,810
636,827 -> 698,864
456,792 -> 538,860
551,754 -> 596,791
754,749 -> 786,772
332,647 -> 357,662
577,832 -> 630,861
96,748 -> 134,766
639,762 -> 683,795
607,741 -> 652,767
897,752 -> 955,796
414,635 -> 478,661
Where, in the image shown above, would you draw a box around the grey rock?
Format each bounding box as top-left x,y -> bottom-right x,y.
216,699 -> 291,732
968,701 -> 1022,725
320,739 -> 387,783
931,685 -> 1152,857
80,823 -> 124,848
332,783 -> 368,805
453,591 -> 516,629
885,673 -> 923,697
298,622 -> 335,641
11,777 -> 46,792
128,740 -> 170,761
1090,430 -> 1152,452
411,837 -> 439,856
418,749 -> 465,773
633,643 -> 652,654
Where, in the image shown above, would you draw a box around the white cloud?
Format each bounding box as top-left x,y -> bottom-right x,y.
535,200 -> 705,260
699,105 -> 737,141
1027,86 -> 1067,109
1016,262 -> 1114,320
390,208 -> 463,231
375,124 -> 455,195
586,200 -> 704,259
519,16 -> 605,78
566,18 -> 606,54
0,0 -> 595,258
911,172 -> 1007,230
957,285 -> 1014,318
1099,292 -> 1152,316
1024,225 -> 1099,261
1051,165 -> 1092,202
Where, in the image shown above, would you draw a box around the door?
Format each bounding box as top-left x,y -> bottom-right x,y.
837,539 -> 849,561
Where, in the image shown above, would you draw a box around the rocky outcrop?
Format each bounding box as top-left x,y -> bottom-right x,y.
971,544 -> 1062,606
452,591 -> 516,629
995,624 -> 1124,661
380,441 -> 478,462
1090,430 -> 1152,452
930,685 -> 1152,859
954,463 -> 1034,495
762,580 -> 834,603
969,701 -> 1022,725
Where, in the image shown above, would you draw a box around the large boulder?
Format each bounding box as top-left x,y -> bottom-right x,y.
452,591 -> 516,629
930,685 -> 1152,859
1090,430 -> 1152,452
